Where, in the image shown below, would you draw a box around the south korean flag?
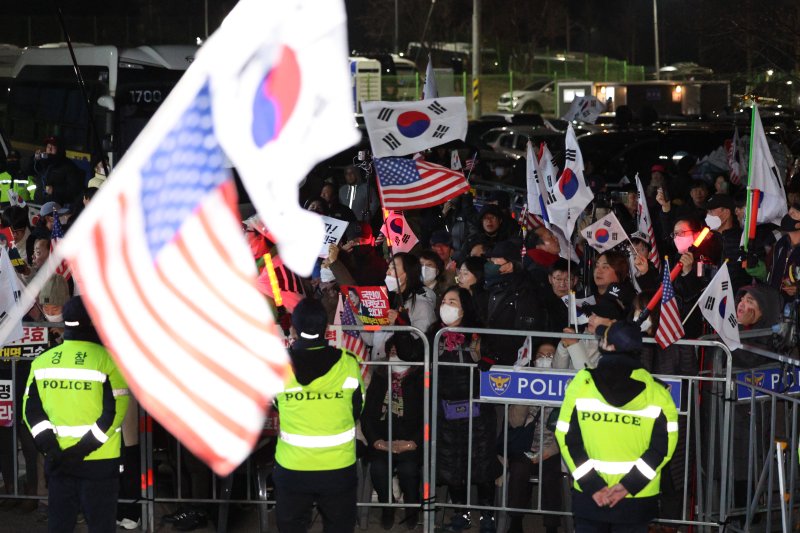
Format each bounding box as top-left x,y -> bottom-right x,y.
580,212 -> 627,253
362,97 -> 468,158
698,263 -> 742,351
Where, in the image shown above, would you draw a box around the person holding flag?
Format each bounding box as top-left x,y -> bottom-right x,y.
703,194 -> 752,291
766,204 -> 800,300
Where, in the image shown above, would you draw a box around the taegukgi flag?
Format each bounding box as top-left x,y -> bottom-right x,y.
548,124 -> 593,237
561,95 -> 605,124
698,263 -> 742,351
362,97 -> 468,158
580,211 -> 627,253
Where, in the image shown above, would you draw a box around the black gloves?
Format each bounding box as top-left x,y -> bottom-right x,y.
477,355 -> 497,372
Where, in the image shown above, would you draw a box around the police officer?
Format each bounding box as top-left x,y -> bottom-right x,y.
555,321 -> 678,532
273,298 -> 365,533
23,296 -> 129,533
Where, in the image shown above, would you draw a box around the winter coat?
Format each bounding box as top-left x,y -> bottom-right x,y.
435,334 -> 499,486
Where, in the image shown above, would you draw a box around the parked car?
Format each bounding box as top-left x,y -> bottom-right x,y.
496,79 -> 556,114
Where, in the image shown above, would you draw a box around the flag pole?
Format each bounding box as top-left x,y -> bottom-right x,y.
681,297 -> 702,326
742,104 -> 758,252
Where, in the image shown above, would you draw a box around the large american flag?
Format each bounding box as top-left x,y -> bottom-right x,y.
59,81 -> 289,476
655,258 -> 684,349
374,157 -> 470,210
50,215 -> 71,280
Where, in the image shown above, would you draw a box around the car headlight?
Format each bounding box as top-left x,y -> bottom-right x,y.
511,97 -> 519,103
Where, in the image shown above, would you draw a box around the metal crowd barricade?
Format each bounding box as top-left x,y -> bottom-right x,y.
719,339 -> 800,533
139,324 -> 430,533
430,327 -> 735,533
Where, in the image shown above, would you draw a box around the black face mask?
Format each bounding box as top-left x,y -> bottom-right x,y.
780,214 -> 800,232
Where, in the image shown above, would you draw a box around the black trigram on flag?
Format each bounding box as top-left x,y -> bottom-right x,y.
382,133 -> 401,150
611,232 -> 619,240
565,148 -> 577,162
547,191 -> 557,204
728,314 -> 738,328
432,125 -> 450,139
721,281 -> 730,292
704,296 -> 716,311
428,101 -> 447,115
603,220 -> 612,228
378,108 -> 394,122
586,231 -> 593,239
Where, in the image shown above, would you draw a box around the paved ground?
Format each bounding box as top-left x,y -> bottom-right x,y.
0,498 -> 564,532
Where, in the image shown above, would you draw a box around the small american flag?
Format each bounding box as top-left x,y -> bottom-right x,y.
374,157 -> 470,210
464,153 -> 477,172
50,215 -> 71,280
655,258 -> 684,349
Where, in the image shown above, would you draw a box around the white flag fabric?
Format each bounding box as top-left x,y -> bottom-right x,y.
422,55 -> 438,99
450,149 -> 462,171
561,95 -> 605,124
634,173 -> 660,269
514,336 -> 533,369
526,141 -> 551,227
209,0 -> 359,277
380,211 -> 419,253
362,97 -> 468,158
562,294 -> 594,326
0,248 -> 23,344
549,124 -> 594,237
748,105 -> 787,226
698,263 -> 742,351
538,142 -> 559,193
581,212 -> 627,252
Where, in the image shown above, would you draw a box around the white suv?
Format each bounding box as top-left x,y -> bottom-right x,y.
496,79 -> 556,114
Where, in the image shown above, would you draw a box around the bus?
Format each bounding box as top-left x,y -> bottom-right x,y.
5,43 -> 197,172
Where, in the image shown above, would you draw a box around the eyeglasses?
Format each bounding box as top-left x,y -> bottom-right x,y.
669,230 -> 693,239
536,352 -> 555,358
550,276 -> 570,284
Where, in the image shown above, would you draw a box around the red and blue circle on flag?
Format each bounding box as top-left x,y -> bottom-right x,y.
718,296 -> 728,319
396,111 -> 430,138
252,45 -> 301,147
558,168 -> 580,200
595,228 -> 610,243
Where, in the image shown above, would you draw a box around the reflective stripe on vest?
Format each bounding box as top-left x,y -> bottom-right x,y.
279,427 -> 355,448
556,420 -> 570,433
30,420 -> 54,438
667,421 -> 678,432
112,388 -> 130,397
571,458 -> 659,480
574,398 -> 662,419
343,376 -> 360,390
34,368 -> 108,383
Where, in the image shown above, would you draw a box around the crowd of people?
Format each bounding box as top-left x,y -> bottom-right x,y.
0,128 -> 799,532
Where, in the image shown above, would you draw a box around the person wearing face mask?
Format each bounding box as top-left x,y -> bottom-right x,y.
361,333 -> 424,530
556,290 -> 626,370
704,194 -> 752,291
364,253 -> 437,363
478,240 -> 551,370
555,321 -> 678,533
501,342 -> 563,533
419,249 -> 453,300
434,288 -> 500,533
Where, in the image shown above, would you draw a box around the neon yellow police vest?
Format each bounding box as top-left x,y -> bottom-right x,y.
275,349 -> 363,471
556,368 -> 678,498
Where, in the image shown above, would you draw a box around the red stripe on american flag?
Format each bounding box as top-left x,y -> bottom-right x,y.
381,172 -> 465,197
112,195 -> 263,437
380,181 -> 469,210
655,301 -> 684,349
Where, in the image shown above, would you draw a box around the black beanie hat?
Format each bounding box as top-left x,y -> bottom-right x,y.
62,296 -> 102,344
291,298 -> 329,340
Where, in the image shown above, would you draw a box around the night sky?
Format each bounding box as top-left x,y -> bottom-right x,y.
2,0 -> 798,76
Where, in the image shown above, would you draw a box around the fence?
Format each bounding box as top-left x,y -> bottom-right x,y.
5,323 -> 800,531
374,58 -> 645,118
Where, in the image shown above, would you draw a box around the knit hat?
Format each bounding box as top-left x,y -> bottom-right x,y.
291,298 -> 329,340
736,284 -> 782,329
429,229 -> 453,247
38,275 -> 69,307
478,204 -> 504,222
595,320 -> 643,353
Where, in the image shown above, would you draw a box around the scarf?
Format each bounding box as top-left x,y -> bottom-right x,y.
442,331 -> 465,352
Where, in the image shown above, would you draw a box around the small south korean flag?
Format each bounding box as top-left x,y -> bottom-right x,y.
580,212 -> 627,253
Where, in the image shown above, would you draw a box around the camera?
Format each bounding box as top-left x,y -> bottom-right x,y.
34,152 -> 48,160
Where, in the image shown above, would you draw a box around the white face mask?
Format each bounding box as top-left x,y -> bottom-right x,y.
385,275 -> 399,292
421,265 -> 437,283
633,311 -> 653,333
44,313 -> 63,323
440,304 -> 462,326
389,353 -> 410,374
534,357 -> 553,368
319,267 -> 336,283
705,214 -> 722,231
673,234 -> 694,254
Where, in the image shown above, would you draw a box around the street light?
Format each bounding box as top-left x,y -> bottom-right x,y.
653,0 -> 660,80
